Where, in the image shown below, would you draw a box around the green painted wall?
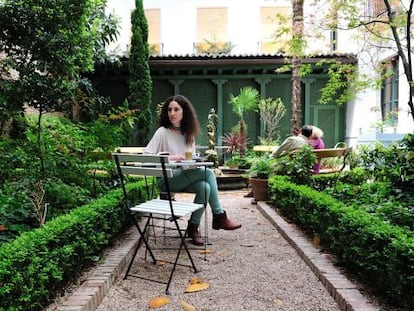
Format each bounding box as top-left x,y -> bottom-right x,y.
89,57 -> 350,150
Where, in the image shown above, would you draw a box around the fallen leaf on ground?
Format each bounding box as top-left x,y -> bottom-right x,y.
273,298 -> 284,306
180,299 -> 196,311
312,233 -> 321,245
155,260 -> 166,266
148,296 -> 170,308
199,249 -> 212,254
184,277 -> 210,293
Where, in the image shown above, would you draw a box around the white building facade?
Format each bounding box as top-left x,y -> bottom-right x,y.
105,0 -> 414,147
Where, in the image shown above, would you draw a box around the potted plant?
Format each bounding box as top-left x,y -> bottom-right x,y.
228,87 -> 259,155
246,155 -> 275,202
257,97 -> 286,145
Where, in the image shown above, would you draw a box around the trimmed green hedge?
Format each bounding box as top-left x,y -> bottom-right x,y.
269,175 -> 414,308
0,180 -> 148,311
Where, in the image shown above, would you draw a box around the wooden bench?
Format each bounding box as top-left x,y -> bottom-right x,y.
289,144 -> 351,174
253,145 -> 278,153
313,147 -> 351,174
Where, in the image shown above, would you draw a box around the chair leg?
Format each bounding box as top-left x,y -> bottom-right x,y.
165,221 -> 198,294
124,216 -> 157,279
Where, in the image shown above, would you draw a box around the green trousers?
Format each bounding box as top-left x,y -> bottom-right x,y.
157,167 -> 223,225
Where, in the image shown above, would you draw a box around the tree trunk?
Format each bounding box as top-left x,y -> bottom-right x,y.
291,0 -> 304,134
384,0 -> 414,122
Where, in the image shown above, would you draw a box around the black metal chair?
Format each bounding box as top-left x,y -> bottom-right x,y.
112,153 -> 204,294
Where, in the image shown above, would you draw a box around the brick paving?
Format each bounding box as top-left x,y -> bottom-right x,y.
56,192 -> 380,311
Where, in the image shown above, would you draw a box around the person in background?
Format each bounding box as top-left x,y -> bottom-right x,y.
244,125 -> 313,203
145,95 -> 241,246
270,125 -> 313,158
308,125 -> 325,174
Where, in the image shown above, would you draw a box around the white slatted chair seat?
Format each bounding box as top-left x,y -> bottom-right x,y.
131,199 -> 203,217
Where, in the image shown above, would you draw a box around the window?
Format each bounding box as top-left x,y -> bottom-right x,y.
195,7 -> 229,54
330,29 -> 337,51
381,57 -> 399,124
260,6 -> 290,54
368,0 -> 387,17
365,0 -> 399,18
144,9 -> 162,55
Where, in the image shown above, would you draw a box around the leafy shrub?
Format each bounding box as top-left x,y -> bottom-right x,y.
268,175 -> 414,308
223,150 -> 253,169
274,145 -> 316,185
246,155 -> 275,179
0,115 -> 123,243
0,181 -> 146,311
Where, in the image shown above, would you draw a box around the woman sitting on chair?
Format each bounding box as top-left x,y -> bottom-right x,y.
144,95 -> 241,246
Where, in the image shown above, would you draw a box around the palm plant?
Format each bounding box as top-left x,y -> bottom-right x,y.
228,87 -> 259,154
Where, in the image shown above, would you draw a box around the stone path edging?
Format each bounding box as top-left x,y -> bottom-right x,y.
256,201 -> 378,311
56,235 -> 139,311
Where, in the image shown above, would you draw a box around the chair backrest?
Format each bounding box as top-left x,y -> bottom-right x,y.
115,146 -> 146,154
112,153 -> 175,207
112,153 -> 173,178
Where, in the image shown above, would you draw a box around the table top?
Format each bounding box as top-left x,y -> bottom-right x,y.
167,160 -> 214,167
139,161 -> 214,168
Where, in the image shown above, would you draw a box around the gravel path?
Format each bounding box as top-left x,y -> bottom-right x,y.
46,190 -> 402,311
94,191 -> 345,311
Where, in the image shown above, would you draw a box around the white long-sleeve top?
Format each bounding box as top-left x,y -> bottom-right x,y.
144,127 -> 195,156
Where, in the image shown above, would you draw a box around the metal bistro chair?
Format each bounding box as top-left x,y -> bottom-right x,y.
112,153 -> 204,294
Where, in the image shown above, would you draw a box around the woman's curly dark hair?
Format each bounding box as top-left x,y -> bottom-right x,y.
159,95 -> 200,145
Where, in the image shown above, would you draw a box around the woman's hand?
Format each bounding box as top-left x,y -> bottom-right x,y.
169,154 -> 185,161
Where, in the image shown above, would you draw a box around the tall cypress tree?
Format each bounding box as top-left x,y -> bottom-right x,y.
128,0 -> 152,145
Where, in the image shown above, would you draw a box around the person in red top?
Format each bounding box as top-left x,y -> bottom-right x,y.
308,126 -> 325,174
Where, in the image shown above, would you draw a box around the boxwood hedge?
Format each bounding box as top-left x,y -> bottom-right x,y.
269,175 -> 414,308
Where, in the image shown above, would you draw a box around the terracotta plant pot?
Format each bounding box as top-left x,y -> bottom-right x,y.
249,177 -> 270,201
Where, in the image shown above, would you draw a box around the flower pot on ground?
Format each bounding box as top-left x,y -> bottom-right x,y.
246,155 -> 275,202
249,177 -> 270,201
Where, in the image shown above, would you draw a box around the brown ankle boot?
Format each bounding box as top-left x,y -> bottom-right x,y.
212,211 -> 241,230
187,222 -> 204,246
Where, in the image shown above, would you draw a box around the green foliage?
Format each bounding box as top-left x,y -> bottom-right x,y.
228,87 -> 259,121
246,155 -> 276,179
0,0 -> 111,123
329,0 -> 414,121
90,3 -> 120,65
318,61 -> 357,105
224,151 -> 253,169
268,134 -> 414,307
128,0 -> 152,145
353,136 -> 414,189
0,182 -> 146,311
274,145 -> 316,185
196,39 -> 235,54
0,0 -> 121,149
268,175 -> 414,308
257,97 -> 286,145
0,115 -> 123,242
69,78 -> 114,122
96,100 -> 140,146
228,86 -> 259,154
